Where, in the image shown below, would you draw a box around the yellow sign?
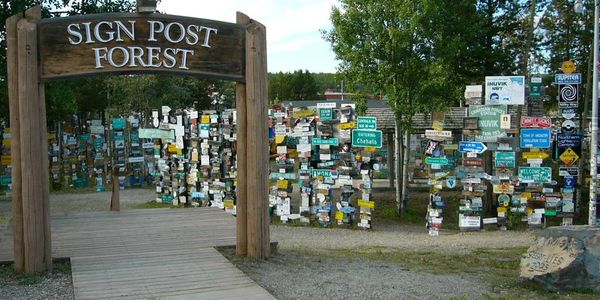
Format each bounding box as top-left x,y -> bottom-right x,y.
201,115 -> 210,124
358,199 -> 375,209
497,207 -> 508,213
224,200 -> 235,209
561,60 -> 576,74
167,144 -> 182,154
2,140 -> 10,146
275,135 -> 285,144
277,180 -> 289,189
364,147 -> 377,153
339,122 -> 356,130
559,148 -> 579,166
493,183 -> 514,194
335,211 -> 344,221
522,152 -> 550,160
293,109 -> 315,118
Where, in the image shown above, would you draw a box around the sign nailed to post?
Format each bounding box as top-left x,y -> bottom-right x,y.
485,76 -> 525,105
38,14 -> 246,80
520,128 -> 551,148
469,105 -> 507,142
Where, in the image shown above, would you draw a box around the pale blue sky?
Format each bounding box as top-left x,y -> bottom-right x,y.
158,0 -> 339,73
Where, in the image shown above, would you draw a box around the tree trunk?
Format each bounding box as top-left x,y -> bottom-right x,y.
395,121 -> 403,215
387,132 -> 395,189
400,131 -> 411,212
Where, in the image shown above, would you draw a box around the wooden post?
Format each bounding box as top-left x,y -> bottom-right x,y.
16,6 -> 51,273
235,12 -> 249,257
239,12 -> 270,258
7,12 -> 23,273
110,166 -> 120,211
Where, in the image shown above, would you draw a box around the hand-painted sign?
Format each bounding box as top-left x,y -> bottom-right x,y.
520,116 -> 551,128
495,152 -> 515,168
468,105 -> 507,142
352,129 -> 382,148
485,76 -> 525,105
555,73 -> 582,84
357,116 -> 377,129
459,141 -> 487,154
520,128 -> 551,148
518,167 -> 552,183
463,158 -> 483,167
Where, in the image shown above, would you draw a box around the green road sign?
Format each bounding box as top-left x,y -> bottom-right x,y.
357,116 -> 377,129
425,157 -> 449,165
310,169 -> 338,178
352,129 -> 382,148
319,108 -> 333,121
518,167 -> 552,183
495,152 -> 516,168
312,137 -> 339,145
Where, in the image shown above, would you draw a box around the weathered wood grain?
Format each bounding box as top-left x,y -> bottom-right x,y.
37,13 -> 245,81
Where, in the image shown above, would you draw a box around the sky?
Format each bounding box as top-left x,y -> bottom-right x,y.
157,0 -> 339,74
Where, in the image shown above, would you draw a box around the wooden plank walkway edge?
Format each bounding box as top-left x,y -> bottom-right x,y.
0,208 -> 275,299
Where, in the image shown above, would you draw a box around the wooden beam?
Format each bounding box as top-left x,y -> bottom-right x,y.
243,15 -> 270,258
17,9 -> 51,272
235,11 -> 249,257
6,12 -> 23,272
111,166 -> 120,211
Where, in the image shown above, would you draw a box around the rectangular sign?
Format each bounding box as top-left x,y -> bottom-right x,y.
312,137 -> 339,146
319,108 -> 333,121
520,128 -> 551,148
518,167 -> 552,183
425,130 -> 452,140
357,117 -> 377,129
485,76 -> 525,105
139,128 -> 175,140
463,158 -> 483,167
317,102 -> 337,108
555,73 -> 582,84
352,129 -> 382,148
38,14 -> 245,81
495,152 -> 515,168
558,84 -> 578,108
310,169 -> 338,178
425,157 -> 449,165
520,116 -> 552,128
469,105 -> 507,142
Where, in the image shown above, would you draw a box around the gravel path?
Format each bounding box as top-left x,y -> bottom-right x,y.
234,251 -> 489,300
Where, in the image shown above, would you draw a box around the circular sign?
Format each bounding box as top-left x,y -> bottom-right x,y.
562,60 -> 576,74
562,120 -> 576,132
498,194 -> 510,207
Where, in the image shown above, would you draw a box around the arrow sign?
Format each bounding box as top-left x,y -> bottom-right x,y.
459,141 -> 487,154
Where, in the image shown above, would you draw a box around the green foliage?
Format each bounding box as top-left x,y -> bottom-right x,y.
326,1 -> 482,131
352,93 -> 368,116
268,70 -> 320,101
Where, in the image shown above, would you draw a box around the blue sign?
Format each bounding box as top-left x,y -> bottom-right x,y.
555,73 -> 582,84
520,128 -> 551,148
458,141 -> 487,153
564,176 -> 576,189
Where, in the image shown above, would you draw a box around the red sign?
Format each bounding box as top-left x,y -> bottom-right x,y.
520,117 -> 552,128
463,158 -> 484,167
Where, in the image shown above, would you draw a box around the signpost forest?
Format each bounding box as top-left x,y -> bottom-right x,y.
7,5 -> 270,273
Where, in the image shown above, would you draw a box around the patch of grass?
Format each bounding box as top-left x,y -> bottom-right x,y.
0,215 -> 12,225
131,201 -> 183,209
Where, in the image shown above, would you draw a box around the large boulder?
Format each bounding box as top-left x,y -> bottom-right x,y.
520,226 -> 600,292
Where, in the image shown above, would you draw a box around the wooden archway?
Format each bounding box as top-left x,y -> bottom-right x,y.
7,6 -> 269,273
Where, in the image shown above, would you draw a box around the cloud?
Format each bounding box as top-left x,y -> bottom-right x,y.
157,0 -> 338,72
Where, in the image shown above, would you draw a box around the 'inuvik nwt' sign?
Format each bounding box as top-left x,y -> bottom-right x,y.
38,14 -> 245,81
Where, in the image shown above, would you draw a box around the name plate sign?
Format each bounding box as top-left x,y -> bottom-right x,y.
38,14 -> 245,80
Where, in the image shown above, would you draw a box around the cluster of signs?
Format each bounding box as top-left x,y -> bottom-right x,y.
269,103 -> 380,229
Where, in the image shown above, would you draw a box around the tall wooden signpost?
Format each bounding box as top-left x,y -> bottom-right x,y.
7,5 -> 270,273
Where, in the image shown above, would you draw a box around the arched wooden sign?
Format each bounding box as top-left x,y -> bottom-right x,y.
7,6 -> 269,274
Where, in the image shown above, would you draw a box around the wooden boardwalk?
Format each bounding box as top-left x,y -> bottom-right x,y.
0,208 -> 275,299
